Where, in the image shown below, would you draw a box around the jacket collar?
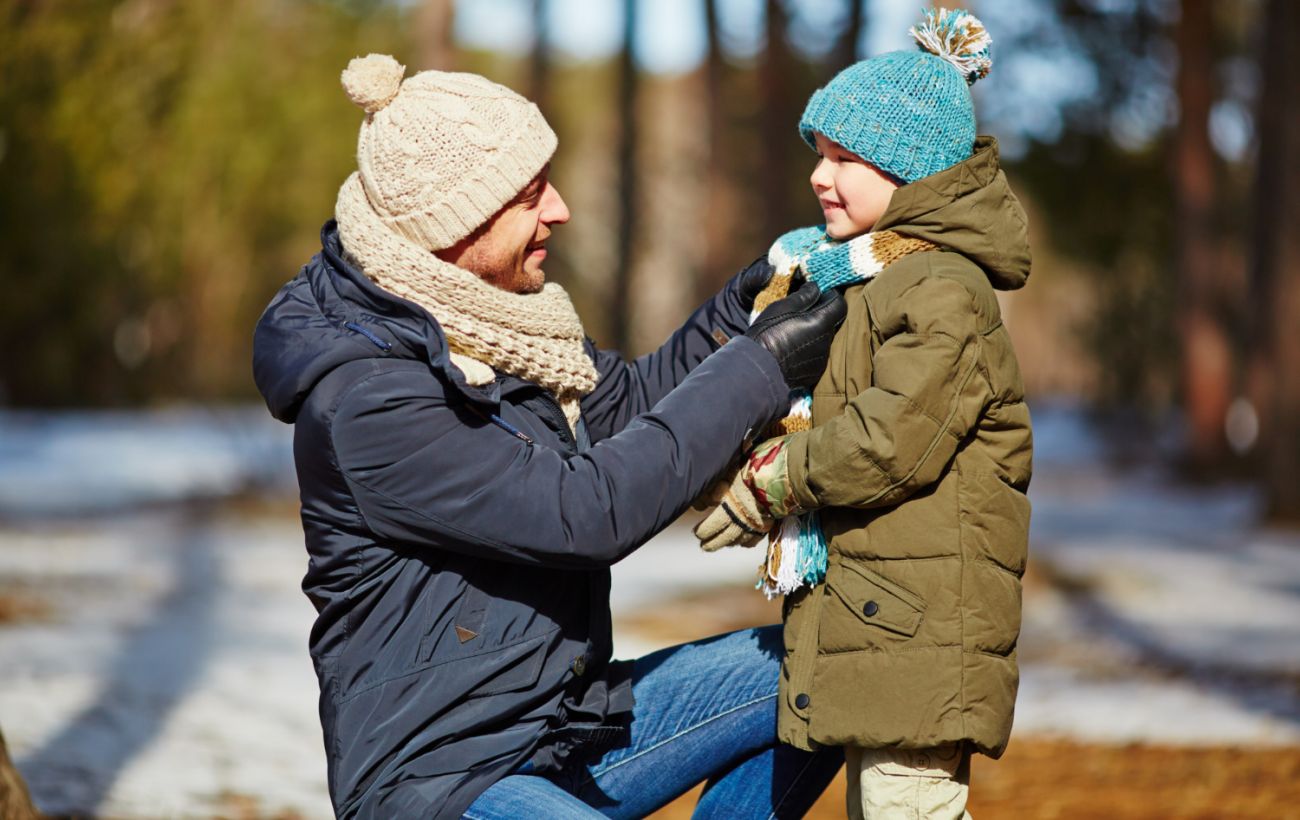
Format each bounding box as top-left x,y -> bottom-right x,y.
318,221 -> 504,408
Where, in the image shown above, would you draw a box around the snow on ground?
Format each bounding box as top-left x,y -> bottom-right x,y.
0,511 -> 330,818
609,522 -> 768,657
0,408 -> 293,518
1013,405 -> 1300,745
1,402 -> 1299,817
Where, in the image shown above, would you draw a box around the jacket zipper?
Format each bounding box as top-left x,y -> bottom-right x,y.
534,392 -> 577,452
465,389 -> 571,451
465,404 -> 534,445
343,321 -> 392,351
488,413 -> 534,445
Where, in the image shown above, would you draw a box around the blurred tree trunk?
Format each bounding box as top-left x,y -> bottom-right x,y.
0,727 -> 40,820
613,0 -> 639,352
414,0 -> 456,70
833,0 -> 864,71
695,0 -> 740,303
1249,0 -> 1300,519
760,0 -> 797,244
1174,0 -> 1232,470
530,0 -> 550,114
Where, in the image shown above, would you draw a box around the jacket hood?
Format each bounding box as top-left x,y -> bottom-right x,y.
253,222 -> 497,423
874,136 -> 1030,291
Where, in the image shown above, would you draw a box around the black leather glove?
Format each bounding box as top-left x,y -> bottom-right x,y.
732,256 -> 776,314
744,280 -> 846,390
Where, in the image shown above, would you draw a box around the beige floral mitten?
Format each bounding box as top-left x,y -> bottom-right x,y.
694,435 -> 799,552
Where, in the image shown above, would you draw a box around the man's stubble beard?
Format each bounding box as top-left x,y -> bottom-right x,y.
454,243 -> 538,295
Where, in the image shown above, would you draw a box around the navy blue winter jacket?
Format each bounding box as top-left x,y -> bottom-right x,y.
252,223 -> 788,818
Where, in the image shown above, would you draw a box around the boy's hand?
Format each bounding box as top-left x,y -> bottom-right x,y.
695,474 -> 771,551
695,436 -> 800,551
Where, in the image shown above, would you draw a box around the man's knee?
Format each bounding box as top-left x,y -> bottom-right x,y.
694,625 -> 785,691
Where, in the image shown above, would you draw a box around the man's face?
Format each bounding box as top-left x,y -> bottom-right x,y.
435,165 -> 571,294
809,132 -> 900,240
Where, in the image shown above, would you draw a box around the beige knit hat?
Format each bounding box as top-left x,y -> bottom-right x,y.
340,54 -> 558,251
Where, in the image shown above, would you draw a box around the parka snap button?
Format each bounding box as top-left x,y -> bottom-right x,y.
795,693 -> 811,709
863,600 -> 879,617
572,655 -> 587,676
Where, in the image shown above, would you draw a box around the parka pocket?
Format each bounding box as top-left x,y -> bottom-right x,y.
823,560 -> 926,650
343,632 -> 552,709
463,634 -> 549,698
418,578 -> 491,665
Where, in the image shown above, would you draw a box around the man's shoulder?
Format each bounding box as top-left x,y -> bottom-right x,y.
301,358 -> 450,431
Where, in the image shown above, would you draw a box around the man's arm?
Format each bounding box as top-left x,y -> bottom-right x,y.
581,260 -> 768,441
334,337 -> 788,569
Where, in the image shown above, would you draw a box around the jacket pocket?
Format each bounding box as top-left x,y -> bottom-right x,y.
823,560 -> 926,650
417,577 -> 491,665
341,631 -> 551,708
464,633 -> 549,698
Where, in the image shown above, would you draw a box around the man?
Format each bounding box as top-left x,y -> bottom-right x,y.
253,54 -> 846,818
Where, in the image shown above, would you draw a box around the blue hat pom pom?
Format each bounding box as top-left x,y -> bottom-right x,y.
909,7 -> 993,86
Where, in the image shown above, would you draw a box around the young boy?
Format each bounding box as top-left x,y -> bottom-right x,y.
696,9 -> 1032,818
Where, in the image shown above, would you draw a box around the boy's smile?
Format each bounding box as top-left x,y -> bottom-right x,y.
809,132 -> 901,239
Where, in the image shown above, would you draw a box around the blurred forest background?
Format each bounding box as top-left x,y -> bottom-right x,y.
5,3 -> 1300,817
1,0 -> 1298,518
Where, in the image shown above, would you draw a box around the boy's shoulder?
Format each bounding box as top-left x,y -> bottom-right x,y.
867,247 -> 992,301
862,249 -> 1001,329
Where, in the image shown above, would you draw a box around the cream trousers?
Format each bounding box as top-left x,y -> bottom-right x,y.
845,744 -> 971,820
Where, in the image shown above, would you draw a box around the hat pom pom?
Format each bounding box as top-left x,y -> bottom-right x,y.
909,7 -> 992,85
341,54 -> 406,114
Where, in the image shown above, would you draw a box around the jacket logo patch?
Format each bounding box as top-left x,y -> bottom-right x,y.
455,626 -> 478,643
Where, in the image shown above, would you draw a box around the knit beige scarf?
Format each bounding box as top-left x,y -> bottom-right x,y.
335,172 -> 598,432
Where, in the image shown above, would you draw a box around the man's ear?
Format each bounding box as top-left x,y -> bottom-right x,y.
434,206 -> 501,267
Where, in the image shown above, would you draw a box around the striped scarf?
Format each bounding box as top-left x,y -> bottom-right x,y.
754,226 -> 938,597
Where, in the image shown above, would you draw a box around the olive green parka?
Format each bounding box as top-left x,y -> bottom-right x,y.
778,136 -> 1033,759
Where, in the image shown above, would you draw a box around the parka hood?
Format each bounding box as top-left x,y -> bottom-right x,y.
874,136 -> 1030,291
253,222 -> 494,423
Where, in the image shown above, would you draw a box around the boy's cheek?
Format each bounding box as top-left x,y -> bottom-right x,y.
826,214 -> 870,241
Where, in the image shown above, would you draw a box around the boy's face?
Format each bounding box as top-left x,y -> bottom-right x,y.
810,133 -> 900,239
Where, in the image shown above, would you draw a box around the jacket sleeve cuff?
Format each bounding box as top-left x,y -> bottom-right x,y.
725,335 -> 790,418
784,428 -> 821,511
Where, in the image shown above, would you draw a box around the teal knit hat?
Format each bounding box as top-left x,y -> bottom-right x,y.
799,8 -> 992,184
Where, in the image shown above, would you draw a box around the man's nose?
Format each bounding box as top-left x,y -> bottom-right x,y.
541,183 -> 571,225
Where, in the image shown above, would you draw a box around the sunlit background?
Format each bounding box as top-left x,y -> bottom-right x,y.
1,0 -> 1298,817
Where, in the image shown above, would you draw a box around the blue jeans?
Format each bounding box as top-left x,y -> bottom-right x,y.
464,626 -> 843,819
